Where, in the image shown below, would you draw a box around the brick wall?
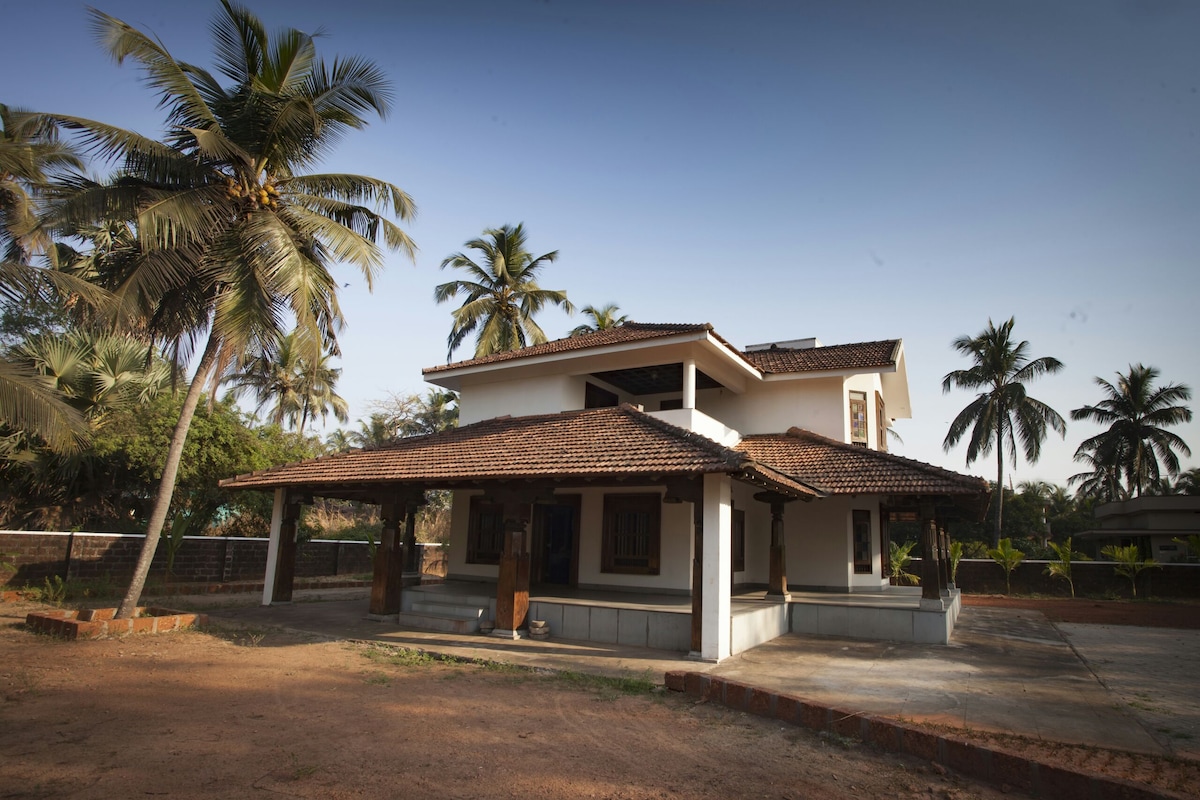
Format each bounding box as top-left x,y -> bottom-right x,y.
0,531 -> 437,587
919,558 -> 1200,598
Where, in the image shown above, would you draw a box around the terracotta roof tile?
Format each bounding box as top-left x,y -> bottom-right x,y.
423,323 -> 715,375
737,428 -> 987,496
741,340 -> 900,374
221,405 -> 818,499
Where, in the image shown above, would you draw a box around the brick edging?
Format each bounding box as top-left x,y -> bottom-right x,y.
25,607 -> 208,639
665,671 -> 1180,800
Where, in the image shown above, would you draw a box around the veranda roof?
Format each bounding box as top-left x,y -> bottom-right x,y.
735,428 -> 988,496
220,404 -> 819,502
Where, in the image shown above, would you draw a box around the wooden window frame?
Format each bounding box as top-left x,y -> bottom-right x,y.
601,493 -> 661,575
466,496 -> 505,565
852,509 -> 872,574
876,391 -> 887,452
849,390 -> 868,446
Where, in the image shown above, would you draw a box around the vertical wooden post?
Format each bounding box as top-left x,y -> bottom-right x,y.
756,492 -> 796,601
494,503 -> 530,636
272,497 -> 302,603
403,500 -> 420,575
938,526 -> 952,593
369,500 -> 404,616
920,503 -> 941,602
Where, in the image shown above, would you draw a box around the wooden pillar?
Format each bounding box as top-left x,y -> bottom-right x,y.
403,499 -> 421,574
938,525 -> 952,593
920,503 -> 941,602
494,503 -> 531,637
755,491 -> 796,601
271,496 -> 303,603
369,500 -> 405,616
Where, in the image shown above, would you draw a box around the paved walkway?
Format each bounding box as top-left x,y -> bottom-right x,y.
179,587 -> 1197,760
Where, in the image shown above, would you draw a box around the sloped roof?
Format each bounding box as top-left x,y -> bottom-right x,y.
220,404 -> 819,499
741,340 -> 900,375
423,323 -> 719,375
735,428 -> 987,496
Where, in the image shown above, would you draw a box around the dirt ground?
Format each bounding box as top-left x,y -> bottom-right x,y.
1,599 -> 1024,800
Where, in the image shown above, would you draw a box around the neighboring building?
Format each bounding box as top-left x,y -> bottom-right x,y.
1080,495 -> 1200,563
222,322 -> 987,661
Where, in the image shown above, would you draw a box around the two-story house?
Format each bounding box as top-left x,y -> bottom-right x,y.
222,322 -> 987,662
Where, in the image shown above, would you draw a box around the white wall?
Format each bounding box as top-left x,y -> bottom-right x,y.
845,373 -> 886,450
849,496 -> 889,590
698,377 -> 846,439
785,496 -> 852,589
576,487 -> 694,592
458,375 -> 585,424
731,482 -> 771,585
446,490 -> 496,580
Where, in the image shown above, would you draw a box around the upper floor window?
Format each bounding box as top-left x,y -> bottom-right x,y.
876,392 -> 887,452
849,391 -> 868,446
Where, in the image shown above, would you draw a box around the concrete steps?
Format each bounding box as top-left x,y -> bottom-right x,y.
396,588 -> 492,634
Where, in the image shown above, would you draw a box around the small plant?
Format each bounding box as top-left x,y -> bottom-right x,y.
888,540 -> 920,585
1101,544 -> 1159,598
986,538 -> 1025,594
948,540 -> 964,585
1045,537 -> 1080,598
40,575 -> 68,605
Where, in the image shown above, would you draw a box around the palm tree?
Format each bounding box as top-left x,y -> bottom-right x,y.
435,223 -> 573,359
1068,448 -> 1127,503
43,2 -> 415,617
942,317 -> 1066,546
1070,364 -> 1192,498
569,303 -> 628,337
1176,468 -> 1200,496
228,329 -> 348,433
0,104 -> 93,454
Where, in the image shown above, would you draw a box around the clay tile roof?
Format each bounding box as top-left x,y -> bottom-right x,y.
221,404 -> 818,499
736,428 -> 988,496
740,340 -> 900,375
423,323 -> 715,375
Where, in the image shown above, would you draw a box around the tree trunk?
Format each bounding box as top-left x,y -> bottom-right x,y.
993,424 -> 1004,548
115,333 -> 222,619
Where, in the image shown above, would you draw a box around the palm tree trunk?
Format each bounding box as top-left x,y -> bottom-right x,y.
993,424 -> 1004,548
115,332 -> 221,618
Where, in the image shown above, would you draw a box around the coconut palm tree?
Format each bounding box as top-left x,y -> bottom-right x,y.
435,223 -> 573,359
1070,364 -> 1192,499
569,303 -> 628,337
43,2 -> 415,617
1068,448 -> 1127,502
228,329 -> 348,433
942,317 -> 1066,546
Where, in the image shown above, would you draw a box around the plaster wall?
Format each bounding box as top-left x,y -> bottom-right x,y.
844,373 -> 887,450
458,375 -> 589,424
785,497 -> 853,589
731,481 -> 772,585
576,487 -> 694,592
446,490 -> 495,579
696,377 -> 846,439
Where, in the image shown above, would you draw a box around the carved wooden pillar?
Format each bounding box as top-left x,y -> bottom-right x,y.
755,491 -> 796,601
369,499 -> 405,616
494,503 -> 531,636
403,499 -> 421,574
920,502 -> 941,602
271,496 -> 303,603
938,525 -> 952,592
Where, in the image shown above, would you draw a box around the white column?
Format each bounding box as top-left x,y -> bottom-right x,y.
701,473 -> 732,661
682,358 -> 697,410
261,488 -> 285,606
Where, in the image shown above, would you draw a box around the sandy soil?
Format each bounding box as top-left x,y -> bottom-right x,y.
4,595 -> 1198,799
1,599 -> 1023,800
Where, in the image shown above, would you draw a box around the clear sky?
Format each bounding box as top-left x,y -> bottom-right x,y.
3,0 -> 1198,489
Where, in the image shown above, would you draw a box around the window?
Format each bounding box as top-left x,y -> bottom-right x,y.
466,496 -> 505,564
853,510 -> 872,574
731,507 -> 746,573
601,494 -> 661,574
585,382 -> 619,409
849,391 -> 868,446
876,392 -> 887,452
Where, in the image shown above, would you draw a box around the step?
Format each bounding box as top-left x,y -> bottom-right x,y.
407,589 -> 494,608
395,611 -> 480,635
409,601 -> 486,620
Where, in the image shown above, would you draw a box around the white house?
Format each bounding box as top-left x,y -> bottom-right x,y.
222,322 -> 987,661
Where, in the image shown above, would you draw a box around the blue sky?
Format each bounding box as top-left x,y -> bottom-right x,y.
3,0 -> 1198,488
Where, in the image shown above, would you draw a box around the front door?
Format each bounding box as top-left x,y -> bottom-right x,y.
533,499 -> 579,586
